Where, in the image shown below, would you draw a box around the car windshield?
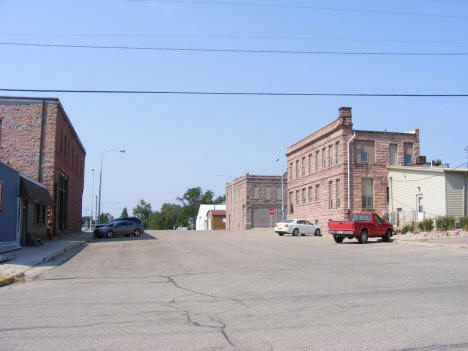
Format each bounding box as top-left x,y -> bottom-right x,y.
350,214 -> 372,222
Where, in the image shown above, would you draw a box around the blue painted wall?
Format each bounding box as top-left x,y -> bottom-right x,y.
0,162 -> 19,243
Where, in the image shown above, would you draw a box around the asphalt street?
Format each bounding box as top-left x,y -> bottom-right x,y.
1,230 -> 468,351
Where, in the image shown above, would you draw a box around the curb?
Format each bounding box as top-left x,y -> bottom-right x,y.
0,236 -> 93,288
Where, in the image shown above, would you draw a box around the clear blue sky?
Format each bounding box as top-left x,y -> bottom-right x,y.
0,0 -> 467,218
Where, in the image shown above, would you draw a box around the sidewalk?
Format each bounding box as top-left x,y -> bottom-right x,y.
0,231 -> 94,287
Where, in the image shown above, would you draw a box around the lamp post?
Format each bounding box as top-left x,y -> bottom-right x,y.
97,149 -> 125,224
89,168 -> 95,230
218,174 -> 235,230
275,158 -> 284,220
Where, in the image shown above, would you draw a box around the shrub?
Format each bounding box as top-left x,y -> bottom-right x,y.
402,225 -> 410,234
408,223 -> 415,233
435,216 -> 455,231
417,222 -> 424,232
422,218 -> 434,232
460,216 -> 468,231
436,216 -> 446,230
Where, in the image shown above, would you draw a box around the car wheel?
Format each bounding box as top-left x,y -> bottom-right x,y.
334,235 -> 344,243
106,230 -> 113,238
315,228 -> 321,236
383,229 -> 392,242
278,233 -> 284,236
358,229 -> 368,244
293,228 -> 299,236
134,229 -> 141,237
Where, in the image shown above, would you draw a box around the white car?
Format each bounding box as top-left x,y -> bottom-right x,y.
274,219 -> 321,237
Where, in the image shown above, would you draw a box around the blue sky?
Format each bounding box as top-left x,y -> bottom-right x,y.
0,0 -> 467,218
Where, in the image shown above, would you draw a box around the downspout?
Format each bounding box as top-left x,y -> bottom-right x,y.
347,133 -> 356,215
38,100 -> 47,182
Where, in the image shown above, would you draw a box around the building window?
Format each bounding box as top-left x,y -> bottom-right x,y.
329,182 -> 334,209
362,178 -> 373,208
404,143 -> 413,165
0,181 -> 3,211
336,179 -> 341,208
296,160 -> 299,179
389,144 -> 397,166
296,190 -> 300,205
289,163 -> 293,180
265,186 -> 271,200
308,186 -> 313,202
302,157 -> 305,176
58,171 -> 68,230
309,154 -> 313,174
289,192 -> 294,213
336,141 -> 340,164
34,204 -> 46,224
276,187 -> 282,200
252,186 -> 258,199
316,151 -> 320,171
315,184 -> 320,202
0,119 -> 2,146
322,148 -> 326,169
354,141 -> 375,164
329,145 -> 334,167
302,188 -> 306,204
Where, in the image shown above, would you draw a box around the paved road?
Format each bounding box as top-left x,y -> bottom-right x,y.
1,230 -> 468,351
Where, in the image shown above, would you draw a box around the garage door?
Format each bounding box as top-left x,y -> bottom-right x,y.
251,205 -> 282,228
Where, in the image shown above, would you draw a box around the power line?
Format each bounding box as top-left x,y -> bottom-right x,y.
2,41 -> 468,56
128,0 -> 468,19
1,88 -> 468,97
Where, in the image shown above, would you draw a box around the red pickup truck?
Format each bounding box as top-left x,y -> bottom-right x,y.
328,212 -> 394,244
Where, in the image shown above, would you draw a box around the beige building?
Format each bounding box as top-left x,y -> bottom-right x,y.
388,166 -> 468,226
286,107 -> 420,230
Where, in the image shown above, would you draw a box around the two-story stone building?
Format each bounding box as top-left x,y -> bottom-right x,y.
0,96 -> 85,236
286,107 -> 420,230
225,174 -> 287,230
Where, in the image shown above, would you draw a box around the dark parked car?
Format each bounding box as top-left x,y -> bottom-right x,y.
95,217 -> 141,229
94,220 -> 144,238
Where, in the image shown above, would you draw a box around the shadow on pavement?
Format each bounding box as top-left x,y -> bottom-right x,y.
92,232 -> 157,243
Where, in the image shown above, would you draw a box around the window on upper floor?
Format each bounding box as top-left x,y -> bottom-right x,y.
329,144 -> 334,167
302,157 -> 305,176
296,190 -> 300,205
308,154 -> 313,174
329,182 -> 334,209
389,144 -> 397,166
336,141 -> 341,164
302,188 -> 306,204
336,179 -> 341,208
308,186 -> 313,203
322,148 -> 326,169
252,186 -> 258,199
315,184 -> 320,201
265,186 -> 271,200
295,160 -> 299,179
289,163 -> 293,180
404,143 -> 413,165
354,141 -> 375,164
276,187 -> 282,200
316,151 -> 320,171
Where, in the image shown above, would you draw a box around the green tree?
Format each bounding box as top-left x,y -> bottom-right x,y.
176,187 -> 225,226
133,200 -> 152,229
214,195 -> 226,204
99,212 -> 112,224
149,203 -> 182,229
120,207 -> 129,218
82,216 -> 91,225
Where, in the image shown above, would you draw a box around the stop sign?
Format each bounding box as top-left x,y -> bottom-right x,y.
268,209 -> 274,215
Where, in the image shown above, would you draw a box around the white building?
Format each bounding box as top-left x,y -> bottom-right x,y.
388,166 -> 468,226
196,204 -> 226,230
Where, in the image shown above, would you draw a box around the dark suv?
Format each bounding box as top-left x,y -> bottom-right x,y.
95,217 -> 141,229
94,220 -> 144,238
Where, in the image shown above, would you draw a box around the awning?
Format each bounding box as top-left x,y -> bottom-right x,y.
19,176 -> 53,205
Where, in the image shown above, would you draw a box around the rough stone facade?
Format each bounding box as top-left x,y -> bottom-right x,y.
0,97 -> 85,236
286,107 -> 419,230
226,174 -> 287,230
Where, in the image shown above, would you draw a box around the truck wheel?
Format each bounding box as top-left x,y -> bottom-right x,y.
358,229 -> 368,244
334,235 -> 344,243
293,228 -> 299,236
383,229 -> 392,242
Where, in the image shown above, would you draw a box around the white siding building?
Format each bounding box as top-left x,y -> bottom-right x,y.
196,204 -> 226,230
388,166 -> 468,226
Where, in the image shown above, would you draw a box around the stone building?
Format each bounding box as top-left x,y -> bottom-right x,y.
0,96 -> 85,236
225,174 -> 287,230
286,107 -> 419,230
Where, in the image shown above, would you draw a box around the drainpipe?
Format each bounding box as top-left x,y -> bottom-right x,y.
38,100 -> 47,182
347,133 -> 356,214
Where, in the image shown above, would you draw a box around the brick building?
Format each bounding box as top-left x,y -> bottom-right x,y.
286,107 -> 419,230
226,174 -> 287,230
0,97 -> 86,236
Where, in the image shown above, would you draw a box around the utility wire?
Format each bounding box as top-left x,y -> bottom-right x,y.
129,0 -> 468,19
1,88 -> 468,97
1,41 -> 468,56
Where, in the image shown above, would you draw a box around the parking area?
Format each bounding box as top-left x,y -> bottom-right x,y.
1,229 -> 468,351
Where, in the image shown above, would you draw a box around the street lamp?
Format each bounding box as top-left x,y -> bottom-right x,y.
89,168 -> 95,230
218,174 -> 235,230
275,158 -> 284,220
97,149 -> 125,223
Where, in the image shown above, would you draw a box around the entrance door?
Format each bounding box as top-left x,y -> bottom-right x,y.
416,195 -> 424,221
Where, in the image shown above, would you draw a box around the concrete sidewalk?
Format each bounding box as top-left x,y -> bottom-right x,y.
0,231 -> 94,287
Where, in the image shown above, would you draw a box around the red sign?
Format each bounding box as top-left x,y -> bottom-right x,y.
268,209 -> 274,216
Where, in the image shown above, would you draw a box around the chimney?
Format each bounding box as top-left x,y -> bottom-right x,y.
338,107 -> 352,127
